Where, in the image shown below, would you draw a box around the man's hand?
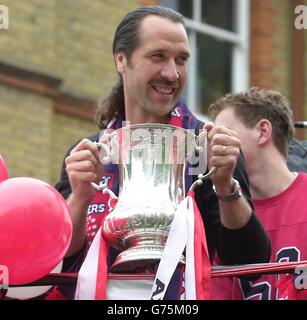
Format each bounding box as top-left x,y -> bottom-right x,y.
64,138 -> 105,256
65,138 -> 103,206
204,121 -> 241,196
204,121 -> 252,230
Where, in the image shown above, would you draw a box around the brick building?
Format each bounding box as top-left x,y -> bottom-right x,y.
0,0 -> 306,184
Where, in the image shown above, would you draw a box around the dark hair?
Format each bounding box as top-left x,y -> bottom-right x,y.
208,87 -> 295,158
94,6 -> 186,129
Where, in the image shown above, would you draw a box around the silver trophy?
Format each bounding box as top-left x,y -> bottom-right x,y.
92,124 -> 213,273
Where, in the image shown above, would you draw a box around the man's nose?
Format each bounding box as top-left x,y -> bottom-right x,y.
161,59 -> 179,82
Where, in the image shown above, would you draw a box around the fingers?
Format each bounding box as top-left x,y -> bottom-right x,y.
211,144 -> 241,158
203,123 -> 241,182
204,123 -> 241,150
67,169 -> 99,184
70,139 -> 100,160
67,149 -> 99,167
203,121 -> 215,133
65,138 -> 107,206
209,151 -> 240,170
66,159 -> 97,175
65,138 -> 103,185
209,133 -> 241,151
205,124 -> 240,142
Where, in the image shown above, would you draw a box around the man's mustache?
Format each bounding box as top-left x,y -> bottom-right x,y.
150,78 -> 180,88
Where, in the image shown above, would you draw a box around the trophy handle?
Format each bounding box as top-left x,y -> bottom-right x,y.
95,141 -> 111,165
195,130 -> 207,154
91,138 -> 118,210
189,130 -> 216,191
102,187 -> 118,211
90,182 -> 118,211
189,167 -> 216,192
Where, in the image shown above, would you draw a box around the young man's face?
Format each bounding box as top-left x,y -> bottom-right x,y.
116,15 -> 190,122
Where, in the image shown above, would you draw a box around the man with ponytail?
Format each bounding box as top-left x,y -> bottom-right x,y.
54,5 -> 270,300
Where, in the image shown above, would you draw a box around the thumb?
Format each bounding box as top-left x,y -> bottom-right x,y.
203,121 -> 215,132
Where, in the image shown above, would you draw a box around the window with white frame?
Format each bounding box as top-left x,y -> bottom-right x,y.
161,0 -> 250,117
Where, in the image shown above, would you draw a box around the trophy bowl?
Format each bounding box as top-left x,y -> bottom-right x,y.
98,124 -> 206,273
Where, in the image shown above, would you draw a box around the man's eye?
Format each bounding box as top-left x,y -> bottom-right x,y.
177,57 -> 188,65
151,53 -> 164,59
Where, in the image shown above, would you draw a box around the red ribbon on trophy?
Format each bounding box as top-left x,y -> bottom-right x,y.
75,191 -> 211,300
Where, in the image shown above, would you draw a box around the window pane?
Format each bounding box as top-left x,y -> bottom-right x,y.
177,0 -> 193,19
202,0 -> 234,31
160,0 -> 193,19
196,33 -> 232,114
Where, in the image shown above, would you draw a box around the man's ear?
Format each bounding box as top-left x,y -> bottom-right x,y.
115,52 -> 127,74
257,119 -> 272,146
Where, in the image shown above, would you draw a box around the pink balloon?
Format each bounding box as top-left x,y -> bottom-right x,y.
0,154 -> 8,182
0,178 -> 72,285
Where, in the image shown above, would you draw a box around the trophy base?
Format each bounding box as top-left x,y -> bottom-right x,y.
110,245 -> 186,273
